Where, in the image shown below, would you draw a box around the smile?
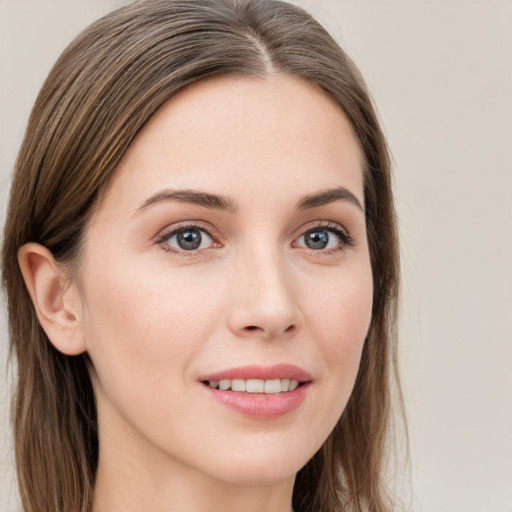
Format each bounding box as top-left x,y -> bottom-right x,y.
205,378 -> 300,393
199,365 -> 312,419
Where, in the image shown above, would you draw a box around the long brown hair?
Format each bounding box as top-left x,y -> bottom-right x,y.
1,1 -> 403,511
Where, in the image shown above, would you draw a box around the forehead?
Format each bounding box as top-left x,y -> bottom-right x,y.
99,74 -> 364,216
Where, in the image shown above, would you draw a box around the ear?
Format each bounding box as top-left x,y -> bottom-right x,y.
18,243 -> 86,356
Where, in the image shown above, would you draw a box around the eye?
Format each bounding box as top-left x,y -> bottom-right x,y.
160,225 -> 217,253
298,228 -> 338,250
294,223 -> 353,253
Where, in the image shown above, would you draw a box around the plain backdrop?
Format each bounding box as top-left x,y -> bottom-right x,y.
1,1 -> 511,511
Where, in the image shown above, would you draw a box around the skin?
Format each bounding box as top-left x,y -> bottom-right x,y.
20,74 -> 373,512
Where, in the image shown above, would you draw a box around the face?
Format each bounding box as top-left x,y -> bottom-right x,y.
76,75 -> 373,487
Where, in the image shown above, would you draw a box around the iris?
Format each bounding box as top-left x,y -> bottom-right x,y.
177,229 -> 203,250
304,229 -> 329,249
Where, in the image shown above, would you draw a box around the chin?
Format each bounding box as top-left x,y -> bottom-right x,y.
195,438 -> 318,487
213,461 -> 300,487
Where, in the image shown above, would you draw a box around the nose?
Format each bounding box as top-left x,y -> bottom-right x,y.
225,250 -> 303,341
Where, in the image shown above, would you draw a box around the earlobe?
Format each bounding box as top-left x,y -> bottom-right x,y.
18,243 -> 86,356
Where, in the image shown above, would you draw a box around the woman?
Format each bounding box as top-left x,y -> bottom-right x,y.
1,1 -> 403,511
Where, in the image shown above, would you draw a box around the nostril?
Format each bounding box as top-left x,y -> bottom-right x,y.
243,324 -> 296,336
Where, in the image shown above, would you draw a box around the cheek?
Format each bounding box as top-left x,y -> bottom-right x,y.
78,259 -> 221,394
306,264 -> 372,347
302,262 -> 373,395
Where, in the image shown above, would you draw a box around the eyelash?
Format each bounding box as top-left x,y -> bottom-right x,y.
157,220 -> 354,256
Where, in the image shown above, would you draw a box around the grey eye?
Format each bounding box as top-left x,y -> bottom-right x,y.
296,227 -> 344,251
304,229 -> 330,249
166,228 -> 213,251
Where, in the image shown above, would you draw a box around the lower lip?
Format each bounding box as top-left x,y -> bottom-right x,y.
202,383 -> 310,419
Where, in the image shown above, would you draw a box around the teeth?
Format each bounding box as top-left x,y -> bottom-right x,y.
218,379 -> 230,391
207,378 -> 302,393
231,379 -> 246,392
246,379 -> 264,393
264,379 -> 281,394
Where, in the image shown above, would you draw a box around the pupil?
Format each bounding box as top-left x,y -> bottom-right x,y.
306,230 -> 329,249
177,229 -> 201,250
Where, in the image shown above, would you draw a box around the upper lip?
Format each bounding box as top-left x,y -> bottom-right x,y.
199,364 -> 313,383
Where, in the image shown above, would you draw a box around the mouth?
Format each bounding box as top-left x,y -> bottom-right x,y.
202,378 -> 301,393
198,365 -> 312,419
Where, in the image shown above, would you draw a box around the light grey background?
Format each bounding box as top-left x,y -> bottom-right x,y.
1,1 -> 511,511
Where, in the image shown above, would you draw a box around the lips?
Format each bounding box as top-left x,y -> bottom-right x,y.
199,364 -> 312,419
199,363 -> 312,383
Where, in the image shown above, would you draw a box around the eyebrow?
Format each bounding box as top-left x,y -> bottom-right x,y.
135,189 -> 238,215
296,187 -> 364,212
135,185 -> 363,216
